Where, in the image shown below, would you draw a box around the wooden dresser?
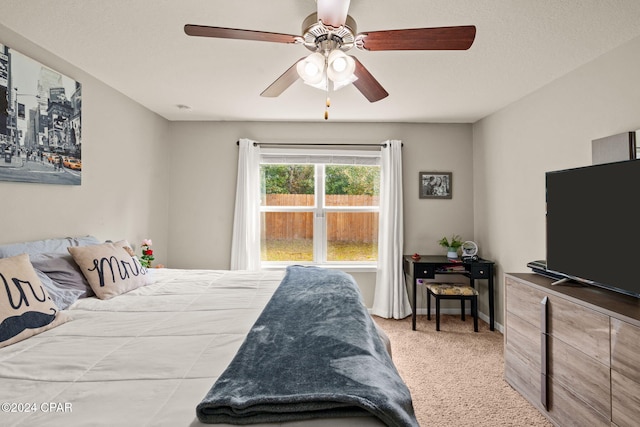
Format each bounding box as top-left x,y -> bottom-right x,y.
504,273 -> 640,427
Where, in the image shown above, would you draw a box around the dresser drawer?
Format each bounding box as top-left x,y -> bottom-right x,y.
504,310 -> 542,409
550,336 -> 610,419
548,377 -> 610,427
611,318 -> 640,383
504,345 -> 542,411
505,310 -> 540,368
548,294 -> 610,366
612,370 -> 640,427
505,276 -> 547,326
611,318 -> 640,427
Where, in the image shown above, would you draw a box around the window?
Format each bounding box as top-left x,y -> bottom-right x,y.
260,150 -> 380,266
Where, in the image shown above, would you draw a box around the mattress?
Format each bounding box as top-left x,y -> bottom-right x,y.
0,268 -> 386,427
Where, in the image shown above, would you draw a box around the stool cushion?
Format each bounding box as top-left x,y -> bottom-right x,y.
427,283 -> 478,296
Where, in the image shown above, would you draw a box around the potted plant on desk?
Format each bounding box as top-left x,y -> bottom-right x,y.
438,235 -> 463,259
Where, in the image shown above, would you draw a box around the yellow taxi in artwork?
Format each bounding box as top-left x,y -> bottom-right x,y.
64,157 -> 82,170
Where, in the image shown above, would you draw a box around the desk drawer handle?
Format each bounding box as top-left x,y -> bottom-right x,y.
478,270 -> 484,275
423,270 -> 428,274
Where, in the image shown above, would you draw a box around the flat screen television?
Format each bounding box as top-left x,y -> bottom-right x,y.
546,159 -> 640,298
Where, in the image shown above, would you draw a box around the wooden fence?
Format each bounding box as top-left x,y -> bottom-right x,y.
262,194 -> 379,243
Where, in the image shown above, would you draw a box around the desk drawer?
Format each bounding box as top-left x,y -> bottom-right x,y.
413,264 -> 435,279
470,263 -> 490,279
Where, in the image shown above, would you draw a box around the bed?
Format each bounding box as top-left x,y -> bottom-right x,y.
0,237 -> 417,427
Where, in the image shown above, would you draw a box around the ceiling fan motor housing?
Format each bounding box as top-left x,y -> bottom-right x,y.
302,13 -> 356,52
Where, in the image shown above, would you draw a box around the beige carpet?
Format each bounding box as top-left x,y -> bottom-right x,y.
374,315 -> 553,427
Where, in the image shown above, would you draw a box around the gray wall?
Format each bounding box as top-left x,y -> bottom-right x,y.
0,23 -> 171,265
4,18 -> 639,326
166,121 -> 474,307
473,34 -> 640,327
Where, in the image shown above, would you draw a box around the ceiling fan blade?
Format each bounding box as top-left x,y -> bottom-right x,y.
316,0 -> 351,27
260,59 -> 304,97
356,25 -> 476,51
351,57 -> 388,103
184,24 -> 300,44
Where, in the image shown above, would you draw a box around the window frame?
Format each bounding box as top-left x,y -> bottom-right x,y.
259,148 -> 381,270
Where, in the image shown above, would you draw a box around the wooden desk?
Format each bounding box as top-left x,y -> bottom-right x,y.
403,255 -> 496,331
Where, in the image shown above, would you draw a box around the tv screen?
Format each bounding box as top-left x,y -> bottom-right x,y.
546,159 -> 640,297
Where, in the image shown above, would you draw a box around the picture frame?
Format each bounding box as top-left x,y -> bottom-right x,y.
0,42 -> 82,185
419,172 -> 452,199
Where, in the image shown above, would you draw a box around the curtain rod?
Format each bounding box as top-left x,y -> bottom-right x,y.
236,141 -> 402,147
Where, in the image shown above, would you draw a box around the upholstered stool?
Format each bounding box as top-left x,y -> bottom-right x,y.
425,283 -> 478,332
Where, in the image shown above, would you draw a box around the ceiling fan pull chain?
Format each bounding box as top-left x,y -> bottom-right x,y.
324,73 -> 330,120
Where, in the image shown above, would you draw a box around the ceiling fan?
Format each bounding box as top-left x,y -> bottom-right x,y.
184,0 -> 475,108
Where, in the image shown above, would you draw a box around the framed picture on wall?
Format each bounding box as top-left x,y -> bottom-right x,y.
0,42 -> 82,185
419,172 -> 452,199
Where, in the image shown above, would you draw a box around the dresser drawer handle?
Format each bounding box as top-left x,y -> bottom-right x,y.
541,296 -> 549,410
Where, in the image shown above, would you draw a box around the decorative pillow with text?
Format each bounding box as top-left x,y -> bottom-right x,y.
68,242 -> 150,300
0,254 -> 69,348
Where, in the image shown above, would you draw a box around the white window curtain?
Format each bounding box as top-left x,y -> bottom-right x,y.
230,138 -> 261,270
372,140 -> 411,319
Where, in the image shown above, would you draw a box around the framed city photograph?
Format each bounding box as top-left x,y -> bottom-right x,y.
0,42 -> 82,185
419,172 -> 452,199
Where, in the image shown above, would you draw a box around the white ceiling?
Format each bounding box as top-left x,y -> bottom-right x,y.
2,0 -> 640,123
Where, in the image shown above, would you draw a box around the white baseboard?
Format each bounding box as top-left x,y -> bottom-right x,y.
414,308 -> 504,333
368,308 -> 504,333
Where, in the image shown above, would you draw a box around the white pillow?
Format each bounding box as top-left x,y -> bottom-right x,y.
68,242 -> 151,300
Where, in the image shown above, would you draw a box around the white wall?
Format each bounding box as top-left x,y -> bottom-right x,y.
473,34 -> 640,326
0,24 -> 172,265
167,121 -> 473,307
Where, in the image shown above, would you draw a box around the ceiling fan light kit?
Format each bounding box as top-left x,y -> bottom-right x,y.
326,50 -> 356,83
184,0 -> 476,118
296,52 -> 326,85
296,49 -> 356,87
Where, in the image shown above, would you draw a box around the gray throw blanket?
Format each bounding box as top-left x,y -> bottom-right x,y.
196,265 -> 418,426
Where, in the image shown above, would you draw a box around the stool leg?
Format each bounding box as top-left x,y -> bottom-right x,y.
435,296 -> 441,331
461,298 -> 466,321
473,296 -> 478,332
427,290 -> 431,320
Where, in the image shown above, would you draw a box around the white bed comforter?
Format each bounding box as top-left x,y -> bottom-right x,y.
0,268 -> 384,427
